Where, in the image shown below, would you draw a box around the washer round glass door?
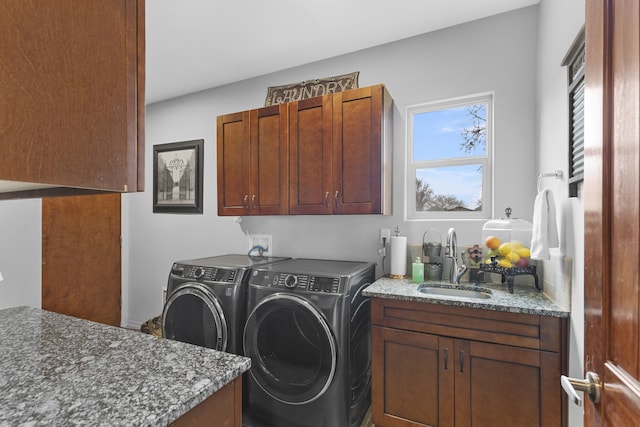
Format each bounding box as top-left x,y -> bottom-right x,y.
162,283 -> 228,351
243,293 -> 337,405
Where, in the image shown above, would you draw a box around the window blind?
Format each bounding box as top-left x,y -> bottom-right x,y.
562,27 -> 585,198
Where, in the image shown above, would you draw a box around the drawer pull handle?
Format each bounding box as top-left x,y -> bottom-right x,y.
251,194 -> 256,209
334,191 -> 339,208
459,350 -> 465,373
243,195 -> 248,209
325,192 -> 329,208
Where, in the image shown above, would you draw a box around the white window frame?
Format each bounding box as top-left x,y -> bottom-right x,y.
405,93 -> 493,221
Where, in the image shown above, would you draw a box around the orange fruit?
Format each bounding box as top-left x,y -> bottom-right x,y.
485,235 -> 501,249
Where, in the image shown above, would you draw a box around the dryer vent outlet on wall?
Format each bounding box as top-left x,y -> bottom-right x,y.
249,234 -> 272,255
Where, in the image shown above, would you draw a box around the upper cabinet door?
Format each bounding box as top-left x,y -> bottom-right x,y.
289,95 -> 333,214
0,0 -> 145,196
250,104 -> 289,215
217,111 -> 251,216
332,85 -> 392,215
217,105 -> 288,216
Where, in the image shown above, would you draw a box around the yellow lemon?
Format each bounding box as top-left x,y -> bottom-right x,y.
506,252 -> 521,263
510,241 -> 524,250
497,258 -> 513,268
498,242 -> 512,257
516,247 -> 531,258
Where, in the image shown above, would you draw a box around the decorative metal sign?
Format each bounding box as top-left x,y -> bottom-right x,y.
264,71 -> 359,106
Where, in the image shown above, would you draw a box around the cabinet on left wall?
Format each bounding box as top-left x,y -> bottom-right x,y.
0,0 -> 145,199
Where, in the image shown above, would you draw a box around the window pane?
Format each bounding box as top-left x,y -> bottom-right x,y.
413,103 -> 487,161
416,164 -> 483,211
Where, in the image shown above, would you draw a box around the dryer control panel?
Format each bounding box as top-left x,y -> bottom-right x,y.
308,276 -> 341,293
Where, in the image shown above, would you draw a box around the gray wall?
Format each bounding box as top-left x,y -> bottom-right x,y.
536,0 -> 584,425
127,6 -> 539,325
0,199 -> 41,308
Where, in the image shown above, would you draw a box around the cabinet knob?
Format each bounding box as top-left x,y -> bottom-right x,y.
561,372 -> 601,406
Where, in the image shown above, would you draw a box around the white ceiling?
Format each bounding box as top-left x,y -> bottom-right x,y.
145,0 -> 539,105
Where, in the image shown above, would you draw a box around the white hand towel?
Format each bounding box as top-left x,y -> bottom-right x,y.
530,189 -> 559,260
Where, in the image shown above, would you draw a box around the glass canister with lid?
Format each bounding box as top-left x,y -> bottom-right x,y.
482,207 -> 533,270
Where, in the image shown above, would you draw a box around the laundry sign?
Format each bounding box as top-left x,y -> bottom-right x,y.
264,71 -> 359,106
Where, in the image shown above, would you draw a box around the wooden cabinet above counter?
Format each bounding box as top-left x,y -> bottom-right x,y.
0,0 -> 145,199
217,84 -> 393,216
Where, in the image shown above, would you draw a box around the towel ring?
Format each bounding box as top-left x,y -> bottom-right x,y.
537,170 -> 563,192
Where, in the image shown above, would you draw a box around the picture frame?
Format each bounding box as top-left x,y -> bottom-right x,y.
153,139 -> 203,214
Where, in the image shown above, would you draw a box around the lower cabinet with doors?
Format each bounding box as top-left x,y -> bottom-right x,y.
371,298 -> 567,427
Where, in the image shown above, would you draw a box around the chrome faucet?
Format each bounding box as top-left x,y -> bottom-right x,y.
446,228 -> 467,284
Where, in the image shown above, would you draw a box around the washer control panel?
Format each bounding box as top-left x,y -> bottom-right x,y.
173,263 -> 238,283
251,270 -> 342,293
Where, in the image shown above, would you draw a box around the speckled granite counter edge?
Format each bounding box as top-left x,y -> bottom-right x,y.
0,306 -> 251,427
364,277 -> 570,318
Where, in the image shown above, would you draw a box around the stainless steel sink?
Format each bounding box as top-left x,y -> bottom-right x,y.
417,284 -> 492,299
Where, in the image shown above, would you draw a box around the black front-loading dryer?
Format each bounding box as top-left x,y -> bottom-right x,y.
243,258 -> 375,427
161,254 -> 289,355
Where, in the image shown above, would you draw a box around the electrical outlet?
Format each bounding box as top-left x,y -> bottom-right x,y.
248,234 -> 272,255
380,228 -> 391,245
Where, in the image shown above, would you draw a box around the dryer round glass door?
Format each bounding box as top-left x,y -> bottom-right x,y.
244,293 -> 337,405
162,283 -> 228,351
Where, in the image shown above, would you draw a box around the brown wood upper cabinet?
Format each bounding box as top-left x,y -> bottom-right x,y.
217,104 -> 289,216
217,84 -> 392,216
0,0 -> 145,198
371,298 -> 568,427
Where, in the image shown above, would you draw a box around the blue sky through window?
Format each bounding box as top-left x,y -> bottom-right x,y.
412,102 -> 487,210
413,104 -> 486,161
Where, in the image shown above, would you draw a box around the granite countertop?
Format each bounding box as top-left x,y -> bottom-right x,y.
363,277 -> 570,318
0,306 -> 251,426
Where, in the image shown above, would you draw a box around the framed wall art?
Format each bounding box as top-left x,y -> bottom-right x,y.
153,139 -> 203,214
